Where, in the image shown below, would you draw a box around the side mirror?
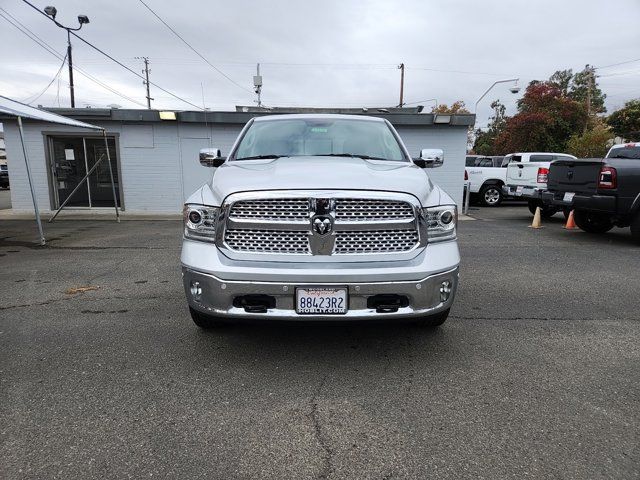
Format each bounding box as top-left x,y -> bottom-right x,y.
199,148 -> 224,167
414,148 -> 444,168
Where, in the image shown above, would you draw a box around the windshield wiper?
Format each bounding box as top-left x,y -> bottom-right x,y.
321,153 -> 388,161
235,154 -> 286,160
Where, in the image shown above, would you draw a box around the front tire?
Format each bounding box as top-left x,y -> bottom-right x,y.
479,184 -> 503,207
573,210 -> 614,234
414,308 -> 450,328
189,307 -> 227,329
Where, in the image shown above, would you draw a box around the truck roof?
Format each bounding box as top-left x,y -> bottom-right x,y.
609,142 -> 640,150
252,113 -> 384,123
505,152 -> 573,156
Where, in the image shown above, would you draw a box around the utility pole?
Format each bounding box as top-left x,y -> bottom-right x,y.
136,56 -> 153,109
397,63 -> 405,107
584,64 -> 595,132
254,63 -> 263,108
586,65 -> 592,118
66,30 -> 75,108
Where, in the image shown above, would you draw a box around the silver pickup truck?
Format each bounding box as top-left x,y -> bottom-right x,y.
181,114 -> 460,328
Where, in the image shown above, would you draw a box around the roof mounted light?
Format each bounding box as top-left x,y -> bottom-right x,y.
159,111 -> 177,120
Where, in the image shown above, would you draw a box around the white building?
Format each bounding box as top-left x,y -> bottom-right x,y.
0,107 -> 473,214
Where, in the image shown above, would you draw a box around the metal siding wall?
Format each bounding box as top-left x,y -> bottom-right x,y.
4,119 -> 465,213
395,125 -> 466,207
122,122 -> 181,212
3,120 -> 75,212
179,124 -> 243,201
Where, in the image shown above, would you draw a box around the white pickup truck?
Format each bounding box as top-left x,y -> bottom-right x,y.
502,152 -> 576,216
181,114 -> 460,328
465,156 -> 507,206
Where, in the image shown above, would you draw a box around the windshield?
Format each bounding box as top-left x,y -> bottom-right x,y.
607,146 -> 640,159
234,118 -> 406,161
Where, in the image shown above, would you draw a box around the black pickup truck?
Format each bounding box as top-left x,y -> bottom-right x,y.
541,142 -> 640,243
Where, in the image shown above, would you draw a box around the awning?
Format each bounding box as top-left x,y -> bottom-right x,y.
0,94 -> 102,130
0,95 -> 119,245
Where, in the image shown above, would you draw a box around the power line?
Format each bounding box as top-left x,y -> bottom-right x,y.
598,69 -> 640,79
137,0 -> 253,94
1,8 -> 147,107
596,57 -> 640,70
407,66 -> 512,77
20,0 -> 203,109
23,51 -> 68,104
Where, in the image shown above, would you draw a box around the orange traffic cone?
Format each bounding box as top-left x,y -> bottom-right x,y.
564,210 -> 577,229
529,206 -> 543,229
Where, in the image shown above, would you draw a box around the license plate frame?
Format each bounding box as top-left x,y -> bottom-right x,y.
295,287 -> 348,315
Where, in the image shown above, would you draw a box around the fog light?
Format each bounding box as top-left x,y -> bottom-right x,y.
190,281 -> 202,301
440,281 -> 452,302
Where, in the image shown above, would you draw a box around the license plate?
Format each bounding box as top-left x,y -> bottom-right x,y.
515,186 -> 523,196
563,192 -> 575,202
296,287 -> 348,315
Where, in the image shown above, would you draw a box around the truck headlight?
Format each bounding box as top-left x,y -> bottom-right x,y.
423,205 -> 457,242
183,204 -> 219,243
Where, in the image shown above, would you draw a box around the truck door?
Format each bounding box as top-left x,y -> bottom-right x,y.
506,154 -> 523,184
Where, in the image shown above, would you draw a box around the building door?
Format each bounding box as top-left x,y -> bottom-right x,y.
51,137 -> 89,207
85,138 -> 120,207
50,136 -> 120,208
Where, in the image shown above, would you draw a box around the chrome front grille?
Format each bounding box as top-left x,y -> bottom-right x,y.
335,199 -> 414,221
225,229 -> 309,254
334,230 -> 419,254
223,193 -> 421,256
229,199 -> 308,221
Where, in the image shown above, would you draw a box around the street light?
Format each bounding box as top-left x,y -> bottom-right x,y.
474,78 -> 520,114
44,5 -> 90,108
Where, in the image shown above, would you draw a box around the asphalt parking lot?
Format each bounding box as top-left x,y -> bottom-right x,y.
1,205 -> 639,479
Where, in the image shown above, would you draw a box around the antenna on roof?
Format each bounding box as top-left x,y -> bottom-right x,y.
254,63 -> 263,108
201,82 -> 211,148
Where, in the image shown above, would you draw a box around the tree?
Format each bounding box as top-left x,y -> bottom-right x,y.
431,101 -> 470,114
493,81 -> 587,153
494,112 -> 558,153
570,65 -> 606,114
607,99 -> 640,140
549,69 -> 573,96
566,118 -> 614,157
473,100 -> 507,155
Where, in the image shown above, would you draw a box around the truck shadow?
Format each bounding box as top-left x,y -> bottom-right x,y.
192,320 -> 458,370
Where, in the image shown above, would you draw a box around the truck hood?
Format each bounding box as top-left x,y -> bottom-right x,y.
198,156 -> 439,206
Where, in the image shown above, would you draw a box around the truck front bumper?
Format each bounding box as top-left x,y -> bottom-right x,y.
181,240 -> 460,321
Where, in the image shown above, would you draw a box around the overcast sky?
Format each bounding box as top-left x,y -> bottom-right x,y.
1,0 -> 639,128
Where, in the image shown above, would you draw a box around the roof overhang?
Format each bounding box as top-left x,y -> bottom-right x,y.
0,106 -> 475,127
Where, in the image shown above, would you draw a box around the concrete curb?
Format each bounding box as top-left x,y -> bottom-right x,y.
0,209 -> 181,221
